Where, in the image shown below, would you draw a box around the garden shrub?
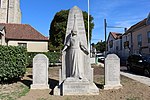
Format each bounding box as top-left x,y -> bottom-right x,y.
45,52 -> 61,63
0,46 -> 27,82
27,52 -> 61,67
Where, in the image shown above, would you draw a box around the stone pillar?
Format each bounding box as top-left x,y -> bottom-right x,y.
104,54 -> 122,90
31,54 -> 49,89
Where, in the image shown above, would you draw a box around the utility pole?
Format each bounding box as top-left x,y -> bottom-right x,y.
104,19 -> 107,57
104,19 -> 107,85
103,18 -> 127,85
88,0 -> 90,51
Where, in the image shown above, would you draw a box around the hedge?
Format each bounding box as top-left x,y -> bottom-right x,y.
0,46 -> 27,82
27,52 -> 61,66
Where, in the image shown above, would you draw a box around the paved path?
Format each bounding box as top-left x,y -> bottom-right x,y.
120,66 -> 150,86
97,63 -> 150,86
120,71 -> 150,86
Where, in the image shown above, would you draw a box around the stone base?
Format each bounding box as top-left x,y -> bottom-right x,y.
104,84 -> 122,90
54,77 -> 99,95
31,84 -> 49,89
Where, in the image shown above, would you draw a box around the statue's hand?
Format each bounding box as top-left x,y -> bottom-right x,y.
80,45 -> 89,55
62,45 -> 68,54
83,50 -> 89,55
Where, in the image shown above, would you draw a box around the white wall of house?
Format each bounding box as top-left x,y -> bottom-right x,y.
121,33 -> 131,59
114,38 -> 122,57
107,34 -> 122,57
107,34 -> 115,53
7,40 -> 48,52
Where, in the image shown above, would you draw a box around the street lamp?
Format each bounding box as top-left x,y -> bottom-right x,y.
88,0 -> 90,51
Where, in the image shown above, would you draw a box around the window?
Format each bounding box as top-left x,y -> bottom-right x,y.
109,40 -> 113,48
116,46 -> 118,51
18,43 -> 27,48
120,39 -> 122,50
124,41 -> 129,49
147,31 -> 150,43
137,34 -> 142,47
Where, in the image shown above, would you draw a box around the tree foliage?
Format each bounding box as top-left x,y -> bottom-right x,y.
95,41 -> 106,53
49,10 -> 94,51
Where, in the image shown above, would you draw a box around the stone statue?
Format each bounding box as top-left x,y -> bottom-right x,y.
62,15 -> 89,79
54,6 -> 99,95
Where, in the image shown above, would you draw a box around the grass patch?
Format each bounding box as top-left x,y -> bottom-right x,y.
18,84 -> 30,98
0,83 -> 29,100
0,93 -> 14,100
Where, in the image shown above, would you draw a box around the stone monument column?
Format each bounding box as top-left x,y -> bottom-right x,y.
54,6 -> 99,95
104,54 -> 122,90
31,54 -> 49,89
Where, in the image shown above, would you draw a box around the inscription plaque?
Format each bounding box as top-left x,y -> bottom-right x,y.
31,54 -> 49,89
104,54 -> 122,90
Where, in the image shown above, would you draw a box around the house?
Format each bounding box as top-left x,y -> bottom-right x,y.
121,31 -> 132,60
0,23 -> 49,52
123,13 -> 150,55
107,13 -> 150,65
107,32 -> 122,57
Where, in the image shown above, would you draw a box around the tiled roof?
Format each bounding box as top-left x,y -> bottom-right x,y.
125,18 -> 147,34
0,23 -> 49,41
110,32 -> 122,39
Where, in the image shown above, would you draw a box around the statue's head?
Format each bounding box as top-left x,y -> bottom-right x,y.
71,30 -> 77,35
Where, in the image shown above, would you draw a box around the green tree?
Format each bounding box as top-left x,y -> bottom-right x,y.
49,10 -> 94,51
95,41 -> 106,53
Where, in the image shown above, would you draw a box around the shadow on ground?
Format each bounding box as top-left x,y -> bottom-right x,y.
20,80 -> 32,88
20,75 -> 32,88
20,74 -> 59,95
49,78 -> 59,95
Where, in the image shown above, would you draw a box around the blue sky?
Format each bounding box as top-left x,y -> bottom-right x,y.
21,0 -> 150,43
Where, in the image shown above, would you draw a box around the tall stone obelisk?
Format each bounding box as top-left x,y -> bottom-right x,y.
54,6 -> 99,95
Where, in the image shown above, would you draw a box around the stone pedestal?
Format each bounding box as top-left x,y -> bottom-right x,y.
54,77 -> 99,95
104,84 -> 122,90
31,84 -> 49,89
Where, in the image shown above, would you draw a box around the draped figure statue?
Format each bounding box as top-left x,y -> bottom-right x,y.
54,6 -> 99,95
62,15 -> 89,79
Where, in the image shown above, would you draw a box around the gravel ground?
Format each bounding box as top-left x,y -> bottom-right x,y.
2,64 -> 150,100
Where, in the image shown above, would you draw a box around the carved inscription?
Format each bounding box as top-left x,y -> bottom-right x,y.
108,61 -> 119,81
34,60 -> 47,84
64,84 -> 88,93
